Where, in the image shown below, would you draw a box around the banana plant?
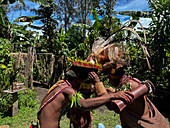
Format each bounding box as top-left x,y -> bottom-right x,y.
10,23 -> 40,52
0,0 -> 52,40
13,16 -> 48,30
0,0 -> 52,27
0,0 -> 51,28
92,7 -> 101,32
0,6 -> 9,26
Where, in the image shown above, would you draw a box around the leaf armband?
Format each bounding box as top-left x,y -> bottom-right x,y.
70,91 -> 84,108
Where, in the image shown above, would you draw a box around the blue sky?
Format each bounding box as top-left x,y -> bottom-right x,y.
114,0 -> 152,29
7,0 -> 152,34
115,0 -> 150,21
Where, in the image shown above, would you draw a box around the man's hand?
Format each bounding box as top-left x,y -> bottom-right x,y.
110,91 -> 134,103
88,71 -> 100,84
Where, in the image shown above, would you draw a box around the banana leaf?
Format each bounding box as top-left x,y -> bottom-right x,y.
92,7 -> 101,31
14,16 -> 45,23
0,6 -> 8,26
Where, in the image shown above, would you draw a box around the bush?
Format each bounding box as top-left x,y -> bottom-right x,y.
0,93 -> 13,116
0,88 -> 38,117
0,38 -> 14,92
18,88 -> 39,108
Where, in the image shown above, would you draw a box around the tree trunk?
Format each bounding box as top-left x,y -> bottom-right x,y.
25,47 -> 35,89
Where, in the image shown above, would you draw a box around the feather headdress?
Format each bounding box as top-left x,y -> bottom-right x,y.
67,57 -> 102,71
92,20 -> 151,70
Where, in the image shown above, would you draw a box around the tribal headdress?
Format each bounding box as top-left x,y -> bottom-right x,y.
67,57 -> 102,71
66,57 -> 102,82
91,20 -> 151,75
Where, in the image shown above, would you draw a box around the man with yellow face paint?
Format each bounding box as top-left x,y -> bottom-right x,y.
90,37 -> 169,128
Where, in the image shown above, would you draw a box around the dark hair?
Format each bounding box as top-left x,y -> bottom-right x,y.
65,69 -> 77,82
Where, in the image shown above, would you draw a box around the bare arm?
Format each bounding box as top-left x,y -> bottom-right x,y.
64,86 -> 133,111
79,93 -> 112,111
79,91 -> 134,111
63,77 -> 133,112
62,85 -> 112,111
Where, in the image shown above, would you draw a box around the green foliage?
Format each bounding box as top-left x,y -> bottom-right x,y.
0,5 -> 9,26
0,38 -> 14,91
61,108 -> 121,128
0,5 -> 10,39
0,88 -> 38,116
96,0 -> 117,18
88,9 -> 125,49
33,54 -> 53,83
0,93 -> 13,116
18,88 -> 39,108
118,83 -> 132,91
92,7 -> 101,32
125,41 -> 151,80
70,91 -> 84,108
148,0 -> 170,88
0,105 -> 120,128
0,38 -> 26,116
0,105 -> 40,128
66,25 -> 91,59
114,0 -> 169,89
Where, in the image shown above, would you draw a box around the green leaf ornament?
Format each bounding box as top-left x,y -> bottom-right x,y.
70,91 -> 84,108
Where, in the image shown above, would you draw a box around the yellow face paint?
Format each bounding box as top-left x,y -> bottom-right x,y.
111,68 -> 116,74
79,83 -> 91,90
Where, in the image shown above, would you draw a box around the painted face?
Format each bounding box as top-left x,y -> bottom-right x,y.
107,74 -> 120,87
79,80 -> 94,98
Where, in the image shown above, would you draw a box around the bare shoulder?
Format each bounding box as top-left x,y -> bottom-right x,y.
60,83 -> 75,95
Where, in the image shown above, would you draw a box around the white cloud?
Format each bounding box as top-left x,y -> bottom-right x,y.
116,14 -> 130,23
16,22 -> 30,26
137,18 -> 152,28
